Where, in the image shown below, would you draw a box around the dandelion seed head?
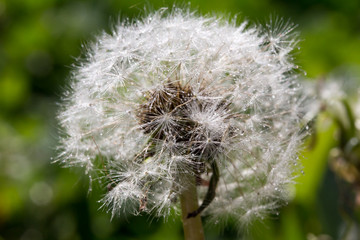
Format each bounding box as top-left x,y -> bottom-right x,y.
57,8 -> 309,228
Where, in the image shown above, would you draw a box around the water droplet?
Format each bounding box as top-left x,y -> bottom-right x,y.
301,170 -> 305,175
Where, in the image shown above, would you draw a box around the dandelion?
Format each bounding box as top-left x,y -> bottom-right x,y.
57,8 -> 308,239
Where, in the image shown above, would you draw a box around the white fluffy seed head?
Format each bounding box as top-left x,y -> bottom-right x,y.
57,9 -> 309,228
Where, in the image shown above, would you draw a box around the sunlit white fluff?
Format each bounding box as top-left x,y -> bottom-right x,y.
57,8 -> 308,228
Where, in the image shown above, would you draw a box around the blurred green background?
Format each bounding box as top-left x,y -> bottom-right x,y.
1,0 -> 360,239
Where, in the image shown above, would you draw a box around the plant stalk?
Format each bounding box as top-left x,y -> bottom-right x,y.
180,175 -> 205,240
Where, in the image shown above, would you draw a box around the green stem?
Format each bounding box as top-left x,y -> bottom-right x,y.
180,175 -> 205,240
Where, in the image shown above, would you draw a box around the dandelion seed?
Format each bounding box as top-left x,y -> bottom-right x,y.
57,8 -> 309,232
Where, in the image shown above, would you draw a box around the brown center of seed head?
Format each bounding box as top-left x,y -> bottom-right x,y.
138,82 -> 195,142
137,82 -> 230,164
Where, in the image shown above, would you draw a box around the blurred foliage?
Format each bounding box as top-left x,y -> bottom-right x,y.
0,0 -> 359,239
